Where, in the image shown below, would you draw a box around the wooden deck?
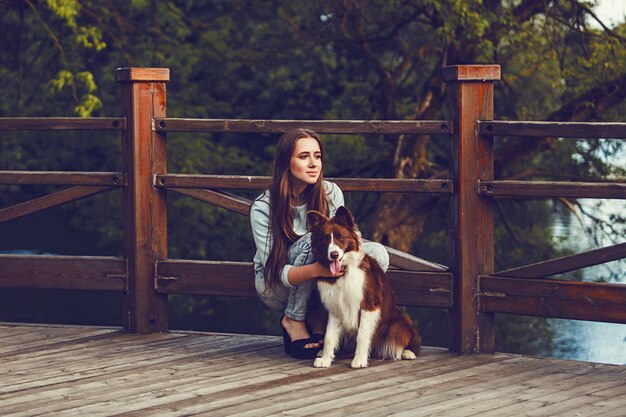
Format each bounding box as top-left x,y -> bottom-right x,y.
1,323 -> 625,416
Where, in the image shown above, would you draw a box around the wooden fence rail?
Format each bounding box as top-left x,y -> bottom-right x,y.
153,118 -> 453,135
478,120 -> 626,138
0,171 -> 126,186
0,64 -> 624,355
0,117 -> 125,131
479,180 -> 626,199
495,242 -> 626,279
480,275 -> 626,324
0,254 -> 126,291
154,174 -> 452,194
0,186 -> 118,223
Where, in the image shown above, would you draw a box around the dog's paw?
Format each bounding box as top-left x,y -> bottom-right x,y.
351,357 -> 369,369
401,350 -> 417,360
314,357 -> 332,368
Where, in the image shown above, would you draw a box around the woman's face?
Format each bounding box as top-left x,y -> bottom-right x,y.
289,137 -> 322,190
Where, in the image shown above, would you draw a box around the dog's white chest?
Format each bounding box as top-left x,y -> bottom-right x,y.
318,266 -> 365,331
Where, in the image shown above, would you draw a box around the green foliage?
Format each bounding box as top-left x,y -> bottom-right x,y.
47,0 -> 80,27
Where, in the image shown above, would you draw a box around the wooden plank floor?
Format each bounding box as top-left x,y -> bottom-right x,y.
1,323 -> 625,416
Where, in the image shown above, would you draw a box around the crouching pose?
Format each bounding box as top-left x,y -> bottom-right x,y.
250,129 -> 390,359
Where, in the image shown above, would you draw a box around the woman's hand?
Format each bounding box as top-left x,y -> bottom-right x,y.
287,261 -> 344,286
312,261 -> 344,278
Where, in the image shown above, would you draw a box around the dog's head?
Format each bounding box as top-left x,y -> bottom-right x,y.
307,206 -> 361,274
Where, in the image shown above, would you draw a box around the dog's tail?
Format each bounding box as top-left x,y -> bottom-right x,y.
404,313 -> 422,356
388,313 -> 421,357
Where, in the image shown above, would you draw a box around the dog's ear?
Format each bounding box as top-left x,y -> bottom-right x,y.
307,210 -> 328,231
334,206 -> 355,229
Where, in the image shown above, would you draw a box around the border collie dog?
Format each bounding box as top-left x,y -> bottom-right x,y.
307,206 -> 421,369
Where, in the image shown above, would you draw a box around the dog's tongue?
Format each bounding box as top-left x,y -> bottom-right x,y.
330,260 -> 342,275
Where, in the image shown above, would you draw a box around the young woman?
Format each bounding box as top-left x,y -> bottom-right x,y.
250,128 -> 389,359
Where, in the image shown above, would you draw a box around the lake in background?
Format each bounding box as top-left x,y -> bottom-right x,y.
550,198 -> 626,365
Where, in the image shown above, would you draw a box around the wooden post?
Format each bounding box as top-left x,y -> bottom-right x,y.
116,67 -> 170,333
445,65 -> 500,353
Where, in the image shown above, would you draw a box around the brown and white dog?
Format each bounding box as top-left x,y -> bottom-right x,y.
307,206 -> 421,368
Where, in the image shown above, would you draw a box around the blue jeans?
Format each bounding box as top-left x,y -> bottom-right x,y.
255,233 -> 389,321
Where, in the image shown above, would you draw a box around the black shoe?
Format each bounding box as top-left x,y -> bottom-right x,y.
310,333 -> 325,345
280,318 -> 321,359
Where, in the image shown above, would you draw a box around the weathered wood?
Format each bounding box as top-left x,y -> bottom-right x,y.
155,260 -> 256,297
155,259 -> 453,308
0,255 -> 126,291
443,65 -> 502,82
320,178 -> 452,194
2,324 -> 625,416
115,67 -> 170,82
334,360 -> 564,417
153,118 -> 453,135
158,352 -> 463,416
0,117 -> 125,131
0,186 -> 116,223
478,120 -> 626,139
202,356 -> 515,417
446,64 -> 499,353
155,174 -> 452,194
0,171 -> 126,186
387,270 -> 453,308
118,67 -> 169,334
170,188 -> 251,215
480,275 -> 626,324
479,180 -> 626,199
367,241 -> 448,272
496,242 -> 626,278
156,174 -> 270,190
472,361 -> 626,416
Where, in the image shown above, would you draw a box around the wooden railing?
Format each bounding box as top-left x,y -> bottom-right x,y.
0,65 -> 624,354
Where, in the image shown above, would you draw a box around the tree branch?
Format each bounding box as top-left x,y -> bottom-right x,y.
23,0 -> 79,104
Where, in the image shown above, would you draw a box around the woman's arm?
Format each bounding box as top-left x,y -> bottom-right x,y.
325,181 -> 345,216
286,262 -> 343,286
250,198 -> 272,268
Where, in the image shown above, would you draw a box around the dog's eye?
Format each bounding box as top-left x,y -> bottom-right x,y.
335,234 -> 345,242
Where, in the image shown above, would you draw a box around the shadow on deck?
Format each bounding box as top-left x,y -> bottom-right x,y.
1,323 -> 625,416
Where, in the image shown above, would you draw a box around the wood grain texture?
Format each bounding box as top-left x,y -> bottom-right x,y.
0,117 -> 125,131
378,243 -> 448,272
155,259 -> 452,308
155,174 -> 452,194
154,118 -> 453,134
0,186 -> 116,223
0,255 -> 126,291
0,171 -> 126,186
480,275 -> 626,323
1,324 -> 624,416
479,180 -> 626,199
119,75 -> 169,333
443,64 -> 501,82
446,65 -> 497,353
115,67 -> 170,82
496,242 -> 626,278
170,188 -> 251,215
478,120 -> 626,138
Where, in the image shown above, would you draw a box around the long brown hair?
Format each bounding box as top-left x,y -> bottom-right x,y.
264,128 -> 330,288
